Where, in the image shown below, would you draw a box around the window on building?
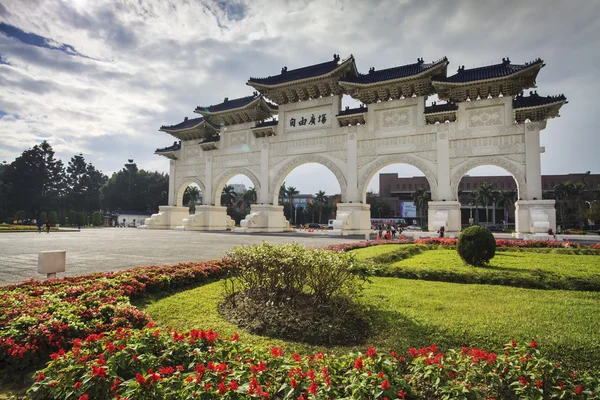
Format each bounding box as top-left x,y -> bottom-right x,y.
467,183 -> 470,189
409,184 -> 413,189
402,184 -> 406,189
501,182 -> 504,189
397,184 -> 400,189
543,182 -> 547,189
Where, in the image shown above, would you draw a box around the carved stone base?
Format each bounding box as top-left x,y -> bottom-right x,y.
179,205 -> 234,231
234,204 -> 290,233
427,201 -> 461,233
331,203 -> 371,235
143,206 -> 189,229
515,200 -> 556,236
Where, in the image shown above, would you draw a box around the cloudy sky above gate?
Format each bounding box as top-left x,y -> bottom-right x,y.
1,0 -> 599,195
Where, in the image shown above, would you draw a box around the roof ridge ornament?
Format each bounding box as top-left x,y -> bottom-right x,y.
417,57 -> 424,64
368,67 -> 375,74
224,97 -> 229,102
458,65 -> 465,73
281,66 -> 287,74
502,57 -> 511,65
333,53 -> 340,62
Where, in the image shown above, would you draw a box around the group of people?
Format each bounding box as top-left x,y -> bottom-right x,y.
36,219 -> 52,233
377,225 -> 403,240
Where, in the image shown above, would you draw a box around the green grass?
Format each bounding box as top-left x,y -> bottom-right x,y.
144,277 -> 600,370
353,246 -> 600,291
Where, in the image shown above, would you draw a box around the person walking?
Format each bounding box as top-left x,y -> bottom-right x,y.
46,220 -> 51,233
36,219 -> 43,233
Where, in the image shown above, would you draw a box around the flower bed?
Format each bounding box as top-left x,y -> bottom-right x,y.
0,260 -> 227,372
414,237 -> 585,248
28,328 -> 599,399
321,238 -> 410,253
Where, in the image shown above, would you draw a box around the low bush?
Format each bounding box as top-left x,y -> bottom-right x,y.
457,226 -> 496,266
28,328 -> 600,400
220,242 -> 372,345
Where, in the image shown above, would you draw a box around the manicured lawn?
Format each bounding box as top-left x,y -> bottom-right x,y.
144,277 -> 600,370
353,246 -> 600,291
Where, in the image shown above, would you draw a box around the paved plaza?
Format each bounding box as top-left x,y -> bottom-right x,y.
0,228 -> 356,286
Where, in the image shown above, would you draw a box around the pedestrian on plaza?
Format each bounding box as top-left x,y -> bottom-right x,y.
391,225 -> 397,239
36,219 -> 43,233
438,226 -> 445,238
378,226 -> 383,240
45,220 -> 51,233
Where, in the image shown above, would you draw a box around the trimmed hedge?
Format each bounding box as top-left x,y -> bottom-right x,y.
457,225 -> 496,266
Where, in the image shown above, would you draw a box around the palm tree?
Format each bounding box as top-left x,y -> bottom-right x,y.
183,185 -> 200,214
490,190 -> 500,225
497,190 -> 516,226
236,186 -> 257,212
477,182 -> 496,224
569,182 -> 586,229
553,181 -> 571,226
285,186 -> 299,223
278,182 -> 287,205
221,184 -> 237,208
305,201 -> 317,223
314,190 -> 328,224
468,189 -> 484,224
411,188 -> 430,227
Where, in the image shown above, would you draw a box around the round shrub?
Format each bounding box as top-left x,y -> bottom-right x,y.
457,225 -> 496,266
220,242 -> 372,345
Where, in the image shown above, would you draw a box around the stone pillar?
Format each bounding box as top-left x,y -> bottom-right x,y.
515,199 -> 556,238
235,204 -> 290,233
143,205 -> 189,229
259,143 -> 270,204
435,126 -> 451,202
332,203 -> 372,235
204,156 -> 213,205
524,123 -> 543,200
428,201 -> 461,234
168,160 -> 176,206
345,132 -> 358,202
179,205 -> 234,231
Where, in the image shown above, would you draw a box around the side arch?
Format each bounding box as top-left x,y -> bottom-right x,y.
175,178 -> 206,207
358,155 -> 439,202
212,168 -> 261,206
450,156 -> 527,200
269,155 -> 347,204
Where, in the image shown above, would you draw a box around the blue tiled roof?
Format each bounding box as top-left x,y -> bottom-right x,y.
248,54 -> 353,86
160,116 -> 205,131
424,102 -> 458,114
254,120 -> 278,128
196,94 -> 258,113
340,57 -> 447,84
337,105 -> 368,116
435,58 -> 544,84
513,91 -> 567,108
155,141 -> 181,153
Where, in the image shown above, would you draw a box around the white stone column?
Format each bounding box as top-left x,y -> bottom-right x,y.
204,156 -> 213,205
259,143 -> 270,204
345,132 -> 358,202
168,160 -> 176,206
435,126 -> 451,201
524,123 -> 543,200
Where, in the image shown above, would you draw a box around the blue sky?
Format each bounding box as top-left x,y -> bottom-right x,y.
0,0 -> 599,195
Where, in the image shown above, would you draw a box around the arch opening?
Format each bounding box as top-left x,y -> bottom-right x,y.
362,162 -> 434,228
175,178 -> 206,209
272,162 -> 342,226
213,170 -> 260,224
456,165 -> 519,230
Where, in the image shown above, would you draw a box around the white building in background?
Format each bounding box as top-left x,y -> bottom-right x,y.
230,183 -> 247,194
147,54 -> 566,237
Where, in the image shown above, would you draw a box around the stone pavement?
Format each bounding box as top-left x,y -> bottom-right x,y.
0,228 -> 356,286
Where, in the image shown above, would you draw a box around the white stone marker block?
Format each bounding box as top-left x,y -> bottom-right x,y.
38,251 -> 66,279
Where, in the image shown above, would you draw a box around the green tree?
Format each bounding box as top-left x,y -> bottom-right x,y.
286,186 -> 299,224
497,190 -> 516,225
477,182 -> 496,224
92,211 -> 102,226
48,211 -> 58,225
314,190 -> 328,224
3,141 -> 66,216
221,184 -> 237,209
468,190 -> 484,224
305,201 -> 317,223
237,186 -> 257,213
278,182 -> 286,205
183,185 -> 200,213
366,191 -> 392,219
75,212 -> 84,227
569,182 -> 586,229
412,188 -> 431,226
39,211 -> 47,223
68,211 -> 76,226
15,210 -> 26,222
553,181 -> 571,226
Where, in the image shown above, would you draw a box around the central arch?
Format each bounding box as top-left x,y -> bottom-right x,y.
269,155 -> 347,205
212,168 -> 261,206
450,157 -> 527,201
358,155 -> 439,203
175,178 -> 206,207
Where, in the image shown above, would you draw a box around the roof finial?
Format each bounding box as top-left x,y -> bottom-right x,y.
417,57 -> 424,64
503,57 -> 511,65
281,66 -> 287,74
458,65 -> 465,73
184,117 -> 188,121
333,53 -> 340,61
224,97 -> 228,102
253,91 -> 258,96
369,67 -> 375,74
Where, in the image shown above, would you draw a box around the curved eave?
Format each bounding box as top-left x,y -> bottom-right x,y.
339,59 -> 449,89
194,98 -> 278,117
159,121 -> 206,133
246,56 -> 357,90
154,151 -> 178,160
513,99 -> 567,111
514,100 -> 567,122
432,62 -> 544,88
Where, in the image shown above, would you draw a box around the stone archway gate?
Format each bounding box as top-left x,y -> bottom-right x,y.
146,55 -> 566,236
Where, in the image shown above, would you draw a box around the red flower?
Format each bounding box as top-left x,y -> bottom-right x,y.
135,373 -> 146,385
293,353 -> 302,362
204,382 -> 211,391
398,390 -> 406,399
535,380 -> 542,389
110,379 -> 122,391
367,346 -> 377,358
91,365 -> 107,380
574,385 -> 583,395
381,380 -> 390,390
36,373 -> 46,382
78,395 -> 88,400
530,340 -> 537,348
519,376 -> 527,386
74,382 -> 82,389
354,356 -> 364,370
231,333 -> 239,341
511,340 -> 517,347
218,381 -> 227,394
270,347 -> 284,357
229,380 -> 239,391
308,381 -> 318,395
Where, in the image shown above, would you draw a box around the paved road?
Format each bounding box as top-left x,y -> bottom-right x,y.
0,228 -> 357,286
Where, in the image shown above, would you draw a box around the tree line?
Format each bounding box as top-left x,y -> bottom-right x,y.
0,141 -> 168,225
